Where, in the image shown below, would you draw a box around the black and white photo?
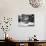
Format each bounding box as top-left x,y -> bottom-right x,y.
18,14 -> 34,27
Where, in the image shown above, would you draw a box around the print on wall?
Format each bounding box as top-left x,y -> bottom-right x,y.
29,0 -> 43,8
18,14 -> 35,27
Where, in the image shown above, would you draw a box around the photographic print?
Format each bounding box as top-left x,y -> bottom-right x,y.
18,14 -> 35,27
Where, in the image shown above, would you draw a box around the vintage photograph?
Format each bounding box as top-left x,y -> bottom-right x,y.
18,14 -> 34,27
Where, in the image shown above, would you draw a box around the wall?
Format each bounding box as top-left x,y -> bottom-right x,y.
0,0 -> 46,40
